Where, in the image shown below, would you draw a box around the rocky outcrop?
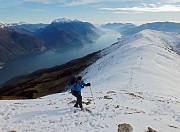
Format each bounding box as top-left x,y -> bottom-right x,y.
147,127 -> 158,132
118,123 -> 133,132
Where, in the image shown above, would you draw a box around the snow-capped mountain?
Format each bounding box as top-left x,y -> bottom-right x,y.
0,22 -> 7,28
0,22 -> 28,28
11,22 -> 28,26
0,30 -> 180,132
52,18 -> 81,24
0,22 -> 4,28
0,21 -> 47,33
36,18 -> 102,49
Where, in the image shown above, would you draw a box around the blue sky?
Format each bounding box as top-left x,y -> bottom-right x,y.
0,0 -> 180,25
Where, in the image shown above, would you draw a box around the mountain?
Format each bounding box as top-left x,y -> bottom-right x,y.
0,22 -> 5,28
5,26 -> 34,36
0,19 -> 102,63
0,28 -> 45,62
0,22 -> 48,32
12,23 -> 48,32
0,30 -> 180,132
122,22 -> 180,36
101,23 -> 136,32
51,18 -> 74,23
35,19 -> 102,49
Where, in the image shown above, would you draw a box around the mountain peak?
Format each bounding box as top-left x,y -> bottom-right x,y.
52,18 -> 72,23
0,22 -> 6,28
14,21 -> 28,25
51,18 -> 81,24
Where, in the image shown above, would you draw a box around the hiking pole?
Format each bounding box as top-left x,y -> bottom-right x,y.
90,86 -> 95,104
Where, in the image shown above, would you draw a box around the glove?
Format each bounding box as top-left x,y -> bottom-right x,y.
86,83 -> 91,86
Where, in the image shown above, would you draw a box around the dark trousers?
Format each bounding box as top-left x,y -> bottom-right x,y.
72,91 -> 83,108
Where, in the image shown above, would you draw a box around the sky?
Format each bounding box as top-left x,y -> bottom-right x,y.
0,0 -> 180,25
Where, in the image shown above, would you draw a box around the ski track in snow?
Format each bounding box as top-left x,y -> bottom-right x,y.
0,29 -> 180,132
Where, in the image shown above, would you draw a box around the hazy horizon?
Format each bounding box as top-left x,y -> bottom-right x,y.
1,18 -> 180,26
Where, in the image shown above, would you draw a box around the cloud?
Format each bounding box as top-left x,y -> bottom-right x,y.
113,11 -> 143,14
23,0 -> 57,4
99,4 -> 180,12
1,0 -> 180,7
64,0 -> 101,6
63,0 -> 180,6
64,0 -> 141,6
141,0 -> 180,4
153,0 -> 180,3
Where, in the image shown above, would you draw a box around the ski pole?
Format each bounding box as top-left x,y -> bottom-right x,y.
90,86 -> 95,104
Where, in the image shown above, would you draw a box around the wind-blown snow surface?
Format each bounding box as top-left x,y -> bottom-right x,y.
0,30 -> 180,132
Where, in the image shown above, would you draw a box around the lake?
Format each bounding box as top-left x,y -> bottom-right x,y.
0,29 -> 120,84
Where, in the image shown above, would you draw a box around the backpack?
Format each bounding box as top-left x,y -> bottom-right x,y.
70,75 -> 77,85
69,75 -> 77,95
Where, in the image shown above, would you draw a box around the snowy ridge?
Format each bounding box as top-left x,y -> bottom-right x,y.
0,30 -> 180,132
0,22 -> 6,28
0,22 -> 29,28
51,18 -> 81,24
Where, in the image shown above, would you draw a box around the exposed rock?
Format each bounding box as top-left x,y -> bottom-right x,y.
107,91 -> 116,94
118,123 -> 133,132
125,93 -> 143,99
147,127 -> 158,132
104,95 -> 113,99
115,105 -> 120,108
168,125 -> 178,128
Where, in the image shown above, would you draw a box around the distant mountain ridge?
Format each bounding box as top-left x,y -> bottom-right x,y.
121,22 -> 180,36
101,23 -> 136,32
12,23 -> 48,32
0,22 -> 48,32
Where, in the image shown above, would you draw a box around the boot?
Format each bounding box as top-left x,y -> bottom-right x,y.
74,104 -> 78,108
80,105 -> 84,111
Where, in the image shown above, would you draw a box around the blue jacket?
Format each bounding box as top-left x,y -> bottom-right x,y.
68,80 -> 87,92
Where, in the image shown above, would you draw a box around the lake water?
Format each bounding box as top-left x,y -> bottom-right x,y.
0,29 -> 120,84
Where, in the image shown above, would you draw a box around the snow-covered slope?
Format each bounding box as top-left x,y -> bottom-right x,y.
0,30 -> 180,132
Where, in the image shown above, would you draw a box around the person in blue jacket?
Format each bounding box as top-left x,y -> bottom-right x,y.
68,76 -> 91,110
